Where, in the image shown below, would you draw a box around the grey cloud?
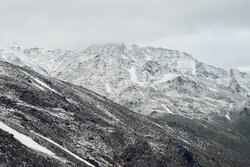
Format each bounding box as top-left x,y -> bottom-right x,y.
0,0 -> 249,69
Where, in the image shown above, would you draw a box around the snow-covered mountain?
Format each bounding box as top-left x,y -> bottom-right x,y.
1,43 -> 250,162
1,43 -> 250,122
2,61 -> 249,166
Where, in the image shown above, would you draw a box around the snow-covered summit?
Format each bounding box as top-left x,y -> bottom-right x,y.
0,43 -> 250,121
83,43 -> 190,61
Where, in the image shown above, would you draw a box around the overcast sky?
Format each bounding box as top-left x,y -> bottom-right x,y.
0,0 -> 250,70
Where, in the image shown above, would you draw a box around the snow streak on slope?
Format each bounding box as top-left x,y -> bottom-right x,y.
32,81 -> 46,91
33,132 -> 95,167
33,77 -> 59,94
0,122 -> 54,156
23,70 -> 60,94
161,104 -> 173,114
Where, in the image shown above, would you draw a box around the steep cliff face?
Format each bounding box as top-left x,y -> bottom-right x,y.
1,61 -> 250,167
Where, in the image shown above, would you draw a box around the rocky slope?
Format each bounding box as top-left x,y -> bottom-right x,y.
1,61 -> 250,166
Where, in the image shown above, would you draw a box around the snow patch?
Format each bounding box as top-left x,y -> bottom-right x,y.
105,83 -> 112,93
128,66 -> 143,86
0,122 -> 54,156
155,73 -> 179,83
225,113 -> 231,120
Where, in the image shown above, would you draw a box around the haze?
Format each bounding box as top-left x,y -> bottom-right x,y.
0,0 -> 249,70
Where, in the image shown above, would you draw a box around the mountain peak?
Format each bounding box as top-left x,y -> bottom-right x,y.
83,43 -> 195,61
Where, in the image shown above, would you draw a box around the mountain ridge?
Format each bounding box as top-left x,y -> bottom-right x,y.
1,43 -> 249,120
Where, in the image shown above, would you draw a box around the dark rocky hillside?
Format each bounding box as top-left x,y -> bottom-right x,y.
0,61 -> 250,167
